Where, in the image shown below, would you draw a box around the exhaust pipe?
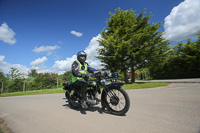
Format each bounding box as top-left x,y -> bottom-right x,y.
87,98 -> 97,105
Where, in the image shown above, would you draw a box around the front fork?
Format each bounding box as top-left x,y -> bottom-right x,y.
101,85 -> 120,110
101,87 -> 110,110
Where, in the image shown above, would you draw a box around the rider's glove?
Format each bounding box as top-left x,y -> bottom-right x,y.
82,74 -> 89,81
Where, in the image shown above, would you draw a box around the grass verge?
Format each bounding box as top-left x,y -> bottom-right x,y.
122,82 -> 168,90
0,82 -> 168,97
0,88 -> 65,97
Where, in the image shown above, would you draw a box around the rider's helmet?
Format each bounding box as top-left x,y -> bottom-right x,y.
77,51 -> 87,63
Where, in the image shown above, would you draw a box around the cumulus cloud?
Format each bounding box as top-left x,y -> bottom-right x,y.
164,0 -> 200,41
32,45 -> 60,55
32,45 -> 60,56
0,55 -> 5,62
85,34 -> 103,67
30,56 -> 48,71
0,55 -> 29,75
0,55 -> 48,75
52,55 -> 77,73
0,22 -> 16,45
52,34 -> 103,73
70,30 -> 83,37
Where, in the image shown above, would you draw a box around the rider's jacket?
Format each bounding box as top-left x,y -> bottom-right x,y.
72,60 -> 88,82
72,60 -> 98,82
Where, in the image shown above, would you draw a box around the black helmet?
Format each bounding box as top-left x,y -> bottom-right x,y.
77,51 -> 87,63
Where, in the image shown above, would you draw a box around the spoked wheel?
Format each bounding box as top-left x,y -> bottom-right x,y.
65,90 -> 80,108
103,88 -> 130,115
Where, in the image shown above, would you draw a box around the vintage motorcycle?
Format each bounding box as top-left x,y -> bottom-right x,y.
63,70 -> 130,115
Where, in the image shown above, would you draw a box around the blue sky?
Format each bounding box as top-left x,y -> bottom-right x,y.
0,0 -> 200,75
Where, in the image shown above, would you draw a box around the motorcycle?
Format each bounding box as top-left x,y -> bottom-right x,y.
63,70 -> 130,115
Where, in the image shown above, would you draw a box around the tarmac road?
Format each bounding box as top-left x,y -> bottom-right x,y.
0,83 -> 200,133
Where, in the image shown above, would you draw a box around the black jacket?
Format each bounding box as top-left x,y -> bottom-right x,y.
71,61 -> 97,77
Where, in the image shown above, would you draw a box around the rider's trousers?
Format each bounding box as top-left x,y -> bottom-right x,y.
73,80 -> 88,101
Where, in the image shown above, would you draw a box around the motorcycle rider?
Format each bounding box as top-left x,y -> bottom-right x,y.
71,51 -> 98,109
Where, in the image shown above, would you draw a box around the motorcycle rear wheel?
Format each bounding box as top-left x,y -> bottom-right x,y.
65,90 -> 80,108
65,90 -> 70,100
103,87 -> 130,115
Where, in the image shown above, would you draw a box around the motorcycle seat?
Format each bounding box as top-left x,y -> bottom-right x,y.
63,82 -> 74,87
67,82 -> 73,86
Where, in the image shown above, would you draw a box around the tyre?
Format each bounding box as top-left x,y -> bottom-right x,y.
65,90 -> 70,99
102,87 -> 130,115
67,92 -> 80,108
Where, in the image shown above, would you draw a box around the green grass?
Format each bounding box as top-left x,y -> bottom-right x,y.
0,88 -> 65,97
0,82 -> 168,97
122,82 -> 168,90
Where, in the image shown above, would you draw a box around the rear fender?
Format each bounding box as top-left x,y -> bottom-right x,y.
63,82 -> 73,90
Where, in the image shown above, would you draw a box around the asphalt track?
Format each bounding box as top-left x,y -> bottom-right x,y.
0,82 -> 200,133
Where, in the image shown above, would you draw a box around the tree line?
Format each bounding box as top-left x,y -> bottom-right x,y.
149,37 -> 200,79
0,68 -> 72,93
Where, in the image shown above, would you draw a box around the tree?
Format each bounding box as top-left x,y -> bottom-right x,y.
127,9 -> 169,82
168,38 -> 200,78
97,8 -> 137,83
0,71 -> 5,80
62,70 -> 72,82
0,70 -> 7,93
97,8 -> 169,83
9,67 -> 23,79
32,72 -> 59,90
28,69 -> 38,77
8,68 -> 24,92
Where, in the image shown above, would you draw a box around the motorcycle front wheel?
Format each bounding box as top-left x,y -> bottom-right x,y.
102,87 -> 130,115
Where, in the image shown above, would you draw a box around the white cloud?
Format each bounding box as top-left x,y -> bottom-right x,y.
164,0 -> 200,41
32,45 -> 60,55
52,34 -> 103,73
0,55 -> 49,75
30,56 -> 48,71
0,55 -> 29,75
0,55 -> 5,62
0,56 -> 11,74
0,22 -> 16,45
52,55 -> 77,73
85,34 -> 103,67
70,30 -> 83,37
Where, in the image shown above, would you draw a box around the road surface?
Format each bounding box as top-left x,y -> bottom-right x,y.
0,83 -> 200,133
